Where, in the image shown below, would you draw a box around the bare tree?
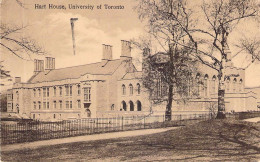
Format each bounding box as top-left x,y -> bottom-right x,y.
136,0 -> 260,119
135,0 -> 199,120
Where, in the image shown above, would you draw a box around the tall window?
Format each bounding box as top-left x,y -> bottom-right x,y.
59,101 -> 62,109
122,84 -> 126,95
84,87 -> 91,102
77,100 -> 81,109
47,88 -> 49,97
137,100 -> 142,111
129,101 -> 134,111
70,85 -> 72,96
59,87 -> 62,96
70,101 -> 72,109
38,101 -> 41,109
239,79 -> 243,92
77,85 -> 81,95
33,89 -> 36,97
66,101 -> 69,109
33,102 -> 36,109
43,88 -> 46,97
204,75 -> 208,97
53,101 -> 56,109
212,76 -> 216,94
137,83 -> 141,95
16,91 -> 19,101
129,84 -> 133,95
53,87 -> 56,96
233,78 -> 237,92
43,102 -> 46,109
226,77 -> 230,92
196,73 -> 200,97
38,89 -> 41,97
47,102 -> 49,109
65,85 -> 69,96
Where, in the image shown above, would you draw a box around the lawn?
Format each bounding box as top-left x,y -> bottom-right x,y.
1,119 -> 260,161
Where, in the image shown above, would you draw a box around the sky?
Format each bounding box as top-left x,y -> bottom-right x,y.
0,0 -> 260,91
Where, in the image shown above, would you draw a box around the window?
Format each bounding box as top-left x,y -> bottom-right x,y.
111,104 -> 115,111
70,85 -> 72,96
43,88 -> 46,97
33,102 -> 36,109
33,114 -> 35,119
122,84 -> 126,95
77,85 -> 81,95
196,73 -> 200,97
33,89 -> 36,97
53,101 -> 56,109
65,85 -> 69,96
226,77 -> 230,92
38,89 -> 41,97
129,101 -> 134,111
121,101 -> 126,111
233,78 -> 237,92
16,91 -> 19,101
43,102 -> 46,109
212,76 -> 216,94
137,83 -> 141,95
53,87 -> 56,96
53,114 -> 56,119
137,100 -> 142,111
239,79 -> 243,91
59,87 -> 62,96
66,101 -> 69,109
59,101 -> 62,109
129,84 -> 133,95
204,75 -> 208,97
38,101 -> 41,109
70,101 -> 72,109
77,100 -> 81,109
47,88 -> 49,97
47,102 -> 49,109
84,87 -> 91,102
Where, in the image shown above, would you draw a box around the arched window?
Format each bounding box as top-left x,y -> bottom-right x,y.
233,78 -> 237,92
137,100 -> 142,111
122,84 -> 126,95
53,87 -> 56,96
121,101 -> 126,111
137,83 -> 141,95
129,84 -> 133,95
111,104 -> 115,111
239,79 -> 243,92
212,75 -> 216,94
86,109 -> 91,117
129,101 -> 134,111
226,77 -> 230,92
196,73 -> 201,97
204,74 -> 208,97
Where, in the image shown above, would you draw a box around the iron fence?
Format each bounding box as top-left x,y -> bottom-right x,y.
1,113 -> 212,145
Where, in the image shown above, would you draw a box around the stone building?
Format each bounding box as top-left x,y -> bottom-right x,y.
6,40 -> 260,121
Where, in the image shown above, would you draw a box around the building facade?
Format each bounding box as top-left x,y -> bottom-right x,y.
7,40 -> 260,121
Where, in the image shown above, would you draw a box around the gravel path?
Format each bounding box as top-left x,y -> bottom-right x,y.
1,127 -> 178,152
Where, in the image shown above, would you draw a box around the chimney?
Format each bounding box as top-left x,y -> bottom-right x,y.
102,44 -> 112,60
120,40 -> 131,58
34,59 -> 44,74
15,77 -> 21,83
45,57 -> 55,70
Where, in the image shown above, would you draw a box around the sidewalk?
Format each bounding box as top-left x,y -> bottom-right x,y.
1,127 -> 177,152
244,117 -> 260,123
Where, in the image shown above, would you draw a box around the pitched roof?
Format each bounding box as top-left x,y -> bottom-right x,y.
122,71 -> 142,80
28,59 -> 123,83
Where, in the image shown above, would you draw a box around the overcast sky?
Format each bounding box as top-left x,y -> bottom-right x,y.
1,0 -> 260,90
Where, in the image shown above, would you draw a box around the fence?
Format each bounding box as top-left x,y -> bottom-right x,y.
1,113 -> 212,145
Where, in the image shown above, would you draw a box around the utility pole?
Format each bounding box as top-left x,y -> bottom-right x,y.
70,18 -> 78,55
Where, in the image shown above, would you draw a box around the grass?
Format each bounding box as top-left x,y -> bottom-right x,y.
1,118 -> 260,161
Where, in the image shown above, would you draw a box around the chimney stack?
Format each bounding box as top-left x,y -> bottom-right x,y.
45,57 -> 55,70
14,77 -> 21,83
34,59 -> 44,74
102,44 -> 112,60
121,40 -> 131,58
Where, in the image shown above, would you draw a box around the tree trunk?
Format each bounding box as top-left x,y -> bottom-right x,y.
165,84 -> 173,121
216,78 -> 226,119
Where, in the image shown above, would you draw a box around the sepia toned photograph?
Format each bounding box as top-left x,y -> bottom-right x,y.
0,0 -> 260,161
